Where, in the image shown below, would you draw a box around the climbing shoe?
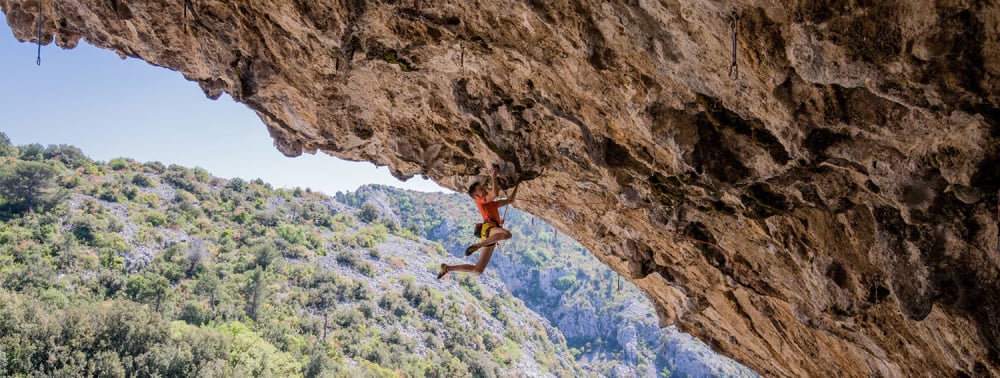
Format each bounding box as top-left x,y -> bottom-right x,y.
436,263 -> 447,279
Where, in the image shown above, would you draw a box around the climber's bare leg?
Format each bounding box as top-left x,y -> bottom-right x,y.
440,245 -> 495,277
465,227 -> 512,254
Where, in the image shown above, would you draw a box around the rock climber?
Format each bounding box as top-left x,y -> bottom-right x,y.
438,165 -> 517,279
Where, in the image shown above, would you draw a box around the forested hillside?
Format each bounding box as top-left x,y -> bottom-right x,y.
0,134 -> 581,377
0,132 -> 753,377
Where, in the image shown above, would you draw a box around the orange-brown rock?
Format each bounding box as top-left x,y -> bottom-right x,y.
3,1 -> 997,376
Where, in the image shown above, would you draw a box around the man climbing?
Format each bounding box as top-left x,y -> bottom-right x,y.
438,165 -> 516,279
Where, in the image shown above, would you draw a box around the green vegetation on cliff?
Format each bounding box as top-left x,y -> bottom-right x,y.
0,135 -> 581,377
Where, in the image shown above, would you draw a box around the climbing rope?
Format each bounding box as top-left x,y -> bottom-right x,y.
493,183 -> 518,252
996,190 -> 999,254
36,3 -> 42,66
727,12 -> 739,80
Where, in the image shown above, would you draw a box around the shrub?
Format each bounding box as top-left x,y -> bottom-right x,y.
358,203 -> 380,223
81,162 -> 103,176
179,301 -> 210,325
356,223 -> 388,248
60,174 -> 82,189
170,190 -> 203,219
163,165 -> 197,192
44,144 -> 91,168
283,244 -> 311,259
277,224 -> 306,245
18,143 -> 45,161
335,250 -> 361,268
136,193 -> 160,208
132,173 -> 155,188
253,211 -> 281,227
251,243 -> 281,270
71,215 -> 103,245
99,251 -> 125,270
552,275 -> 577,292
97,182 -> 125,203
192,167 -> 211,183
3,256 -> 56,291
358,262 -> 376,277
146,212 -> 169,227
143,161 -> 166,174
332,213 -> 356,229
233,209 -> 251,225
227,177 -> 249,192
39,287 -> 69,308
109,157 -> 130,170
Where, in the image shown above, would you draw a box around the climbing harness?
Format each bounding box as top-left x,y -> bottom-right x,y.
727,12 -> 739,80
490,182 -> 519,253
36,3 -> 42,66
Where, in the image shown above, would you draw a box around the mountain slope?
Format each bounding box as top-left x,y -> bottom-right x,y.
0,139 -> 582,377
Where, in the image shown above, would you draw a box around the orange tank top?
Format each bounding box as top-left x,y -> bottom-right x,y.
475,196 -> 502,224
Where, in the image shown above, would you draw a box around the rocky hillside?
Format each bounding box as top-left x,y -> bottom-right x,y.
3,1 -> 998,375
0,140 -> 583,377
0,136 -> 753,377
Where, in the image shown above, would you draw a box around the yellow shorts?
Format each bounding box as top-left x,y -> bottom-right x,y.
477,221 -> 500,246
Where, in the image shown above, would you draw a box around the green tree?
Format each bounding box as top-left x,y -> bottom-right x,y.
126,272 -> 171,312
244,268 -> 267,321
18,143 -> 44,161
109,157 -> 131,170
194,273 -> 222,318
0,131 -> 13,156
304,345 -> 335,378
0,160 -> 63,214
131,173 -> 155,187
44,144 -> 91,168
251,243 -> 281,271
179,300 -> 211,326
358,202 -> 380,223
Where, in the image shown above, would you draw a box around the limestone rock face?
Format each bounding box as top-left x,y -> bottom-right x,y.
4,0 -> 998,376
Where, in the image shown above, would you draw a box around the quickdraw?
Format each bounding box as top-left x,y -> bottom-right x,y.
36,2 -> 43,66
727,12 -> 739,80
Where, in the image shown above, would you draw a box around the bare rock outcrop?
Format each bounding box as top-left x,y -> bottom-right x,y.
3,1 -> 997,376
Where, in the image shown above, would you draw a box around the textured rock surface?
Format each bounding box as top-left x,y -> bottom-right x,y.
4,0 -> 998,376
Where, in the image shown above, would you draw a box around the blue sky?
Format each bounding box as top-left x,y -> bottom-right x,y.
0,20 -> 445,194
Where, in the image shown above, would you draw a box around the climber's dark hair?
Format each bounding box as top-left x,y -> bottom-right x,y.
467,182 -> 482,198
